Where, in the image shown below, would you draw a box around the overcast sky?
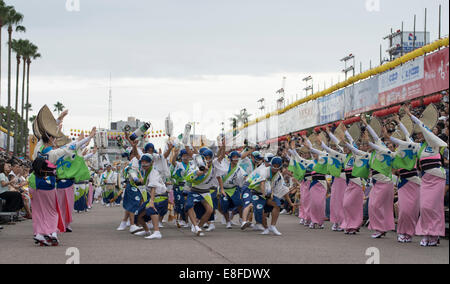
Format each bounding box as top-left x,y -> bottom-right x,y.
1,0 -> 449,148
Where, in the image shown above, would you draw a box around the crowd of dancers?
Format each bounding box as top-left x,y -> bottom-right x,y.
28,101 -> 448,247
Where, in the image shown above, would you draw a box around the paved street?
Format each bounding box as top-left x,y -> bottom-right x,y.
0,204 -> 448,264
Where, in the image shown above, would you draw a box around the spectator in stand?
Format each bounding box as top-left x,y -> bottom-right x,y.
0,161 -> 25,215
7,160 -> 32,219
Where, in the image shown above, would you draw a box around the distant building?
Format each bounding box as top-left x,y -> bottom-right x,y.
96,117 -> 148,166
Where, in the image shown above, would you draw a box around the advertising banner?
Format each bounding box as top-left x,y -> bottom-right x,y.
345,76 -> 380,117
0,132 -> 5,150
295,100 -> 319,130
424,47 -> 449,95
378,57 -> 424,107
318,89 -> 345,124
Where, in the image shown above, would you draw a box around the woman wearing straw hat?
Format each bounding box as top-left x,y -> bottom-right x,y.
303,135 -> 329,230
360,115 -> 396,239
404,105 -> 447,247
320,125 -> 349,232
31,106 -> 96,246
389,113 -> 421,243
343,129 -> 371,235
287,140 -> 315,227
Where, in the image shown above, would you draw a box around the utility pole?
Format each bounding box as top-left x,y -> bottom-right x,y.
108,73 -> 112,129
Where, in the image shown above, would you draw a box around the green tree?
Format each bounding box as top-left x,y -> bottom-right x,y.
54,102 -> 65,115
0,106 -> 26,154
0,1 -> 13,102
23,43 -> 40,153
11,38 -> 27,155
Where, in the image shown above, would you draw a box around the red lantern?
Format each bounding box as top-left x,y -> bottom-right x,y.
392,105 -> 401,114
411,99 -> 422,108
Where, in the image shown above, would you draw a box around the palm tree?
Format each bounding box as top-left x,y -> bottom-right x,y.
0,2 -> 13,101
4,7 -> 25,153
19,40 -> 30,155
24,103 -> 32,113
231,109 -> 252,127
25,42 -> 41,150
23,43 -> 40,153
29,115 -> 36,123
54,102 -> 65,115
18,40 -> 33,154
11,39 -> 27,155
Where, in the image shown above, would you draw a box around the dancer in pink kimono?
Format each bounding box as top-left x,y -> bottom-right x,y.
287,144 -> 315,227
361,116 -> 396,239
404,107 -> 448,246
343,130 -> 371,235
30,106 -> 96,246
319,128 -> 348,232
304,137 -> 329,229
389,114 -> 421,243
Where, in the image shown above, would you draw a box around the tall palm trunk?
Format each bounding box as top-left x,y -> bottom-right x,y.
13,54 -> 20,155
6,26 -> 12,153
0,21 -> 2,103
25,59 -> 31,147
19,57 -> 26,155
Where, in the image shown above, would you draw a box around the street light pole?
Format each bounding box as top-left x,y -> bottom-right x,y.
340,54 -> 355,81
302,75 -> 313,98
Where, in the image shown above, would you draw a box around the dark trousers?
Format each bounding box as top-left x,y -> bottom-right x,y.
0,191 -> 24,212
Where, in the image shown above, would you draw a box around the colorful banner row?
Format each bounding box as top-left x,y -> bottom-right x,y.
69,130 -> 165,135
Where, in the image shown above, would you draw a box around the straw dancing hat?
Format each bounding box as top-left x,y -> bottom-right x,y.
348,122 -> 361,143
307,133 -> 319,148
298,146 -> 310,154
35,105 -> 65,139
413,103 -> 439,133
32,119 -> 42,140
391,130 -> 404,140
400,115 -> 414,135
56,135 -> 72,148
369,117 -> 382,141
333,123 -> 347,147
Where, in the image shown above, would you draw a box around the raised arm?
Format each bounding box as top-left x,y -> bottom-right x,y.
321,141 -> 345,159
217,139 -> 226,163
368,141 -> 392,155
240,146 -> 253,160
389,136 -> 410,147
360,115 -> 382,144
345,142 -> 368,157
171,148 -> 179,167
163,143 -> 174,159
344,130 -> 355,146
304,138 -> 327,156
409,114 -> 448,148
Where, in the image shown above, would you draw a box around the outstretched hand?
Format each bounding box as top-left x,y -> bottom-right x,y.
58,109 -> 69,122
360,115 -> 368,126
89,127 -> 97,138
